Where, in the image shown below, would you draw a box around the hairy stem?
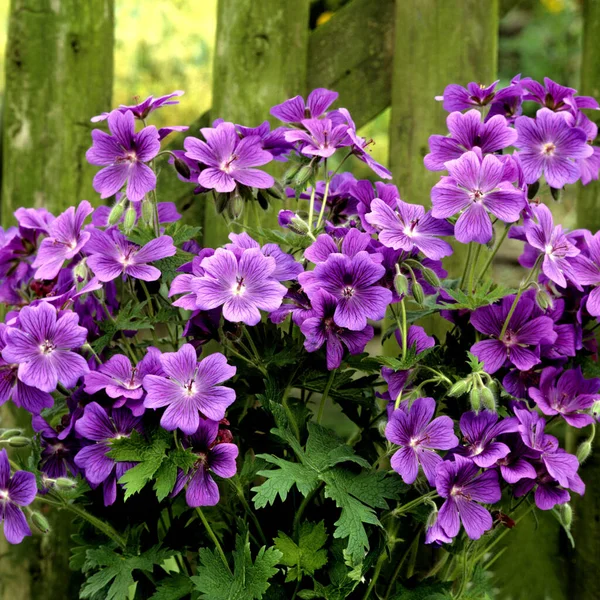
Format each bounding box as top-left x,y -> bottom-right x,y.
196,507 -> 231,574
317,369 -> 336,424
477,223 -> 510,282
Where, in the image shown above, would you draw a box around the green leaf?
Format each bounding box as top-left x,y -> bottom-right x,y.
155,250 -> 195,283
274,521 -> 328,582
192,532 -> 282,600
149,574 -> 194,600
440,280 -> 515,311
153,448 -> 197,502
304,423 -> 370,471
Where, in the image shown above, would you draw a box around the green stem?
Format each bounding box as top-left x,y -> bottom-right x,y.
391,491 -> 438,517
63,501 -> 127,548
293,482 -> 324,536
468,243 -> 482,295
243,328 -> 262,364
315,177 -> 331,230
139,280 -> 155,318
459,242 -> 474,290
317,369 -> 336,424
234,481 -> 267,545
383,529 -> 422,600
196,507 -> 231,574
227,344 -> 268,376
477,224 -> 510,282
307,185 -> 317,232
400,298 -> 408,359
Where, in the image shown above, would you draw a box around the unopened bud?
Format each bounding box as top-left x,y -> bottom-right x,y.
227,193 -> 244,221
287,216 -> 310,236
527,180 -> 540,200
425,507 -> 439,529
8,436 -> 30,448
480,387 -> 496,412
577,440 -> 592,464
266,181 -> 286,200
421,267 -> 440,288
0,429 -> 22,440
54,477 -> 77,489
448,379 -> 470,398
294,165 -> 315,188
73,258 -> 89,281
283,162 -> 303,185
486,226 -> 497,249
535,288 -> 553,311
108,202 -> 125,226
559,503 -> 572,529
470,387 -> 481,412
142,200 -> 154,225
173,156 -> 191,179
123,206 -> 137,232
257,189 -> 269,211
550,187 -> 562,202
394,272 -> 409,297
215,193 -> 229,215
411,282 -> 425,305
592,401 -> 600,420
31,511 -> 51,534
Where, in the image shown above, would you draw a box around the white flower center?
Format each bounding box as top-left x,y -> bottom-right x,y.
472,445 -> 484,456
184,381 -> 197,397
0,489 -> 9,502
408,437 -> 419,448
544,244 -> 554,256
39,340 -> 55,355
231,279 -> 246,296
542,142 -> 556,156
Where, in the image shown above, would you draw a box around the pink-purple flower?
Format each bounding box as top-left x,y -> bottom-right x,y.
91,90 -> 184,122
143,344 -> 236,434
270,88 -> 338,124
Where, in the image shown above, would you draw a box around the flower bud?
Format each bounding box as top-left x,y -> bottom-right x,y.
448,379 -> 470,398
8,436 -> 30,448
535,288 -> 553,311
480,386 -> 496,412
54,477 -> 78,489
142,199 -> 154,225
73,258 -> 89,282
265,181 -> 286,200
425,507 -> 439,529
550,186 -> 562,202
108,202 -> 125,226
227,193 -> 244,220
282,213 -> 310,236
591,400 -> 600,420
0,429 -> 22,440
123,206 -> 137,232
469,387 -> 481,412
215,193 -> 230,215
173,156 -> 191,179
411,281 -> 425,305
294,165 -> 315,188
527,180 -> 540,200
559,503 -> 572,529
283,162 -> 303,185
394,272 -> 409,297
486,226 -> 497,249
31,511 -> 51,534
257,189 -> 270,211
577,440 -> 592,464
421,267 -> 440,288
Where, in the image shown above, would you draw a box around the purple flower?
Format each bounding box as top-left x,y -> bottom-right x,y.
143,344 -> 236,434
436,80 -> 500,112
0,324 -> 53,414
86,229 -> 176,282
385,397 -> 458,485
304,228 -> 380,264
571,231 -> 600,316
528,366 -> 599,428
192,248 -> 287,326
270,88 -> 338,124
2,302 -> 89,393
455,411 -> 519,467
495,433 -> 538,484
522,204 -> 579,288
235,121 -> 293,160
470,294 -> 557,374
298,251 -> 392,331
269,287 -> 313,326
523,77 -> 598,113
74,403 -> 142,506
365,198 -> 454,260
513,462 -> 577,510
515,108 -> 593,188
91,200 -> 181,228
32,416 -> 80,479
284,118 -> 350,158
435,455 -> 501,540
0,450 -> 37,544
86,110 -> 160,202
31,201 -> 94,280
91,90 -> 184,122
487,75 -> 528,123
431,151 -> 524,244
171,418 -> 238,507
168,249 -> 215,310
354,180 -> 400,234
84,348 -> 164,416
394,325 -> 435,356
424,110 -> 518,171
299,290 -> 374,370
183,122 -> 274,193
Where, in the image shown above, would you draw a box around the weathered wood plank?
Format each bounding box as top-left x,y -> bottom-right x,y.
308,0 -> 395,129
204,0 -> 310,248
1,0 -> 114,225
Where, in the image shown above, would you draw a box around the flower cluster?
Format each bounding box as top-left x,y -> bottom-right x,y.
1,78 -> 599,600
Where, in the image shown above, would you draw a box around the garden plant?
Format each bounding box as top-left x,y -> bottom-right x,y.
0,77 -> 599,599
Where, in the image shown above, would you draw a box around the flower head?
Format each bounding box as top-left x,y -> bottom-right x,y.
270,88 -> 338,124
436,80 -> 500,112
523,77 -> 598,113
91,90 -> 184,122
571,231 -> 600,316
284,118 -> 350,158
385,397 -> 458,485
184,122 -> 274,193
86,110 -> 161,202
0,449 -> 37,544
143,344 -> 236,434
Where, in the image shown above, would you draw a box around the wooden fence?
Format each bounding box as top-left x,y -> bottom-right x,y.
0,0 -> 598,598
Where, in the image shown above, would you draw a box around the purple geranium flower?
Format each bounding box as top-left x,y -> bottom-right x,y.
184,122 -> 274,193
171,418 -> 238,507
32,416 -> 80,480
91,90 -> 184,122
74,403 -> 142,506
571,231 -> 600,316
455,411 -> 519,467
143,344 -> 236,434
523,77 -> 599,113
385,397 -> 458,485
514,108 -> 593,188
300,290 -> 374,370
86,110 -> 161,202
2,302 -> 89,393
284,117 -> 350,158
269,287 -> 313,326
431,151 -> 524,244
0,450 -> 37,544
86,229 -> 176,282
365,198 -> 454,260
424,110 -> 518,171
192,248 -> 287,326
354,180 -> 400,234
528,366 -> 599,428
435,454 -> 501,540
436,80 -> 500,112
0,324 -> 53,414
394,325 -> 435,355
270,88 -> 338,124
31,201 -> 94,280
522,204 -> 579,288
470,294 -> 557,374
298,251 -> 392,331
495,432 -> 538,484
